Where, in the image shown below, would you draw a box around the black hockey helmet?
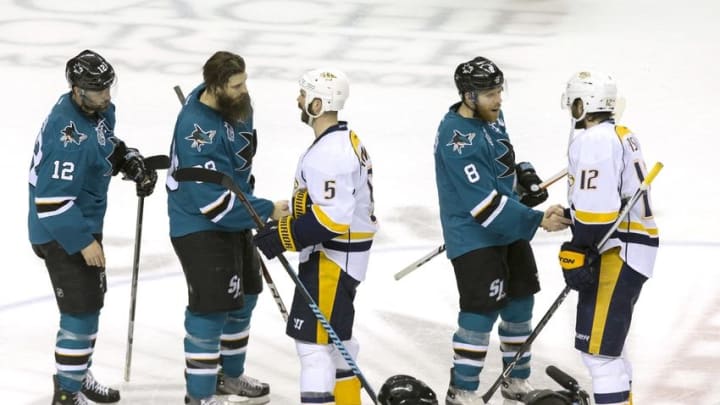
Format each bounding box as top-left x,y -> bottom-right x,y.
524,389 -> 573,405
378,374 -> 438,405
65,49 -> 115,91
454,56 -> 504,94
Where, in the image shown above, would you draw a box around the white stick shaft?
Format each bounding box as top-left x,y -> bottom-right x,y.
394,245 -> 446,280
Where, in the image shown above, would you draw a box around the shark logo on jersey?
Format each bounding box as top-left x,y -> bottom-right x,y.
59,122 -> 87,147
224,122 -> 235,142
234,132 -> 254,171
447,129 -> 475,154
495,138 -> 516,177
185,124 -> 216,152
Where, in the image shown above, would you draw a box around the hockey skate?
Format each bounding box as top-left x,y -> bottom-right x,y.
445,385 -> 485,405
81,370 -> 120,403
216,372 -> 270,404
500,378 -> 534,402
53,375 -> 89,405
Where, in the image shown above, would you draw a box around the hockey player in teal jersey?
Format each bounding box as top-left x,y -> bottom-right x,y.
28,49 -> 157,405
434,56 -> 570,404
166,51 -> 289,405
557,71 -> 658,405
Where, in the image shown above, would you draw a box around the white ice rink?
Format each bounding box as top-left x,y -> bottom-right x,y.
1,0 -> 719,403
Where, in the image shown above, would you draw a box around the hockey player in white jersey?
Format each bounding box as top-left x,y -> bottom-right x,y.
253,68 -> 376,405
558,71 -> 658,405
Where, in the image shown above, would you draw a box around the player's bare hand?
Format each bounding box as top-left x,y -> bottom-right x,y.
541,204 -> 571,232
272,200 -> 291,220
80,240 -> 105,268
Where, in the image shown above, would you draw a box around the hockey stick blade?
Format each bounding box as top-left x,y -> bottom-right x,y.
144,154 -> 170,170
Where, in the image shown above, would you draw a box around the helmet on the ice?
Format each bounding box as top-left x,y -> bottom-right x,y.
378,374 -> 438,405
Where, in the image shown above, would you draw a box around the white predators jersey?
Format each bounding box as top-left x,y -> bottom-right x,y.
567,122 -> 658,278
293,122 -> 377,281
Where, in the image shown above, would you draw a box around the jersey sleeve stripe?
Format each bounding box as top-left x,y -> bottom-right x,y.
470,191 -> 507,227
616,232 -> 660,247
311,205 -> 351,234
479,195 -> 507,227
200,190 -> 234,223
470,190 -> 499,218
334,231 -> 375,241
322,239 -> 373,252
36,199 -> 74,218
617,221 -> 659,237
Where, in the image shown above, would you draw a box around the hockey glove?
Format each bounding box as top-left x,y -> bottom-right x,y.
292,188 -> 313,219
121,147 -> 147,183
253,216 -> 300,259
516,161 -> 549,207
135,169 -> 158,197
558,242 -> 598,291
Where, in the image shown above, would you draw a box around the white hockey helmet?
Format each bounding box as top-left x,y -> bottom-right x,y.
299,68 -> 349,117
561,70 -> 617,115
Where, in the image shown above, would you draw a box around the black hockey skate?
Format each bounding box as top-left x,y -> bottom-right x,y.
81,370 -> 120,403
53,374 -> 89,405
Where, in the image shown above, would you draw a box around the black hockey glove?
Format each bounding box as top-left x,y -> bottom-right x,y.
135,169 -> 158,197
558,242 -> 598,291
516,161 -> 549,207
121,147 -> 147,183
253,217 -> 300,259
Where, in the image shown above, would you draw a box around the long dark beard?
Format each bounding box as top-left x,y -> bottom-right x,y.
217,91 -> 252,123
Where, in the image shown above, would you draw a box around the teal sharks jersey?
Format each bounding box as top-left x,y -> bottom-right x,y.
434,103 -> 543,259
166,84 -> 273,237
28,93 -> 121,254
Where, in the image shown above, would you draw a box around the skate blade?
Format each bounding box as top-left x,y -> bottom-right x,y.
221,394 -> 248,404
219,394 -> 270,404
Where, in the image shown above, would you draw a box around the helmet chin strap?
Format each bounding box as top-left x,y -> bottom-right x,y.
567,104 -> 586,155
303,99 -> 324,127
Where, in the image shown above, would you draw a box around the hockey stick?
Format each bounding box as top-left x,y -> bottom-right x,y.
394,167 -> 569,281
172,84 -> 289,322
124,154 -> 171,382
481,161 -> 663,403
174,167 -> 379,403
